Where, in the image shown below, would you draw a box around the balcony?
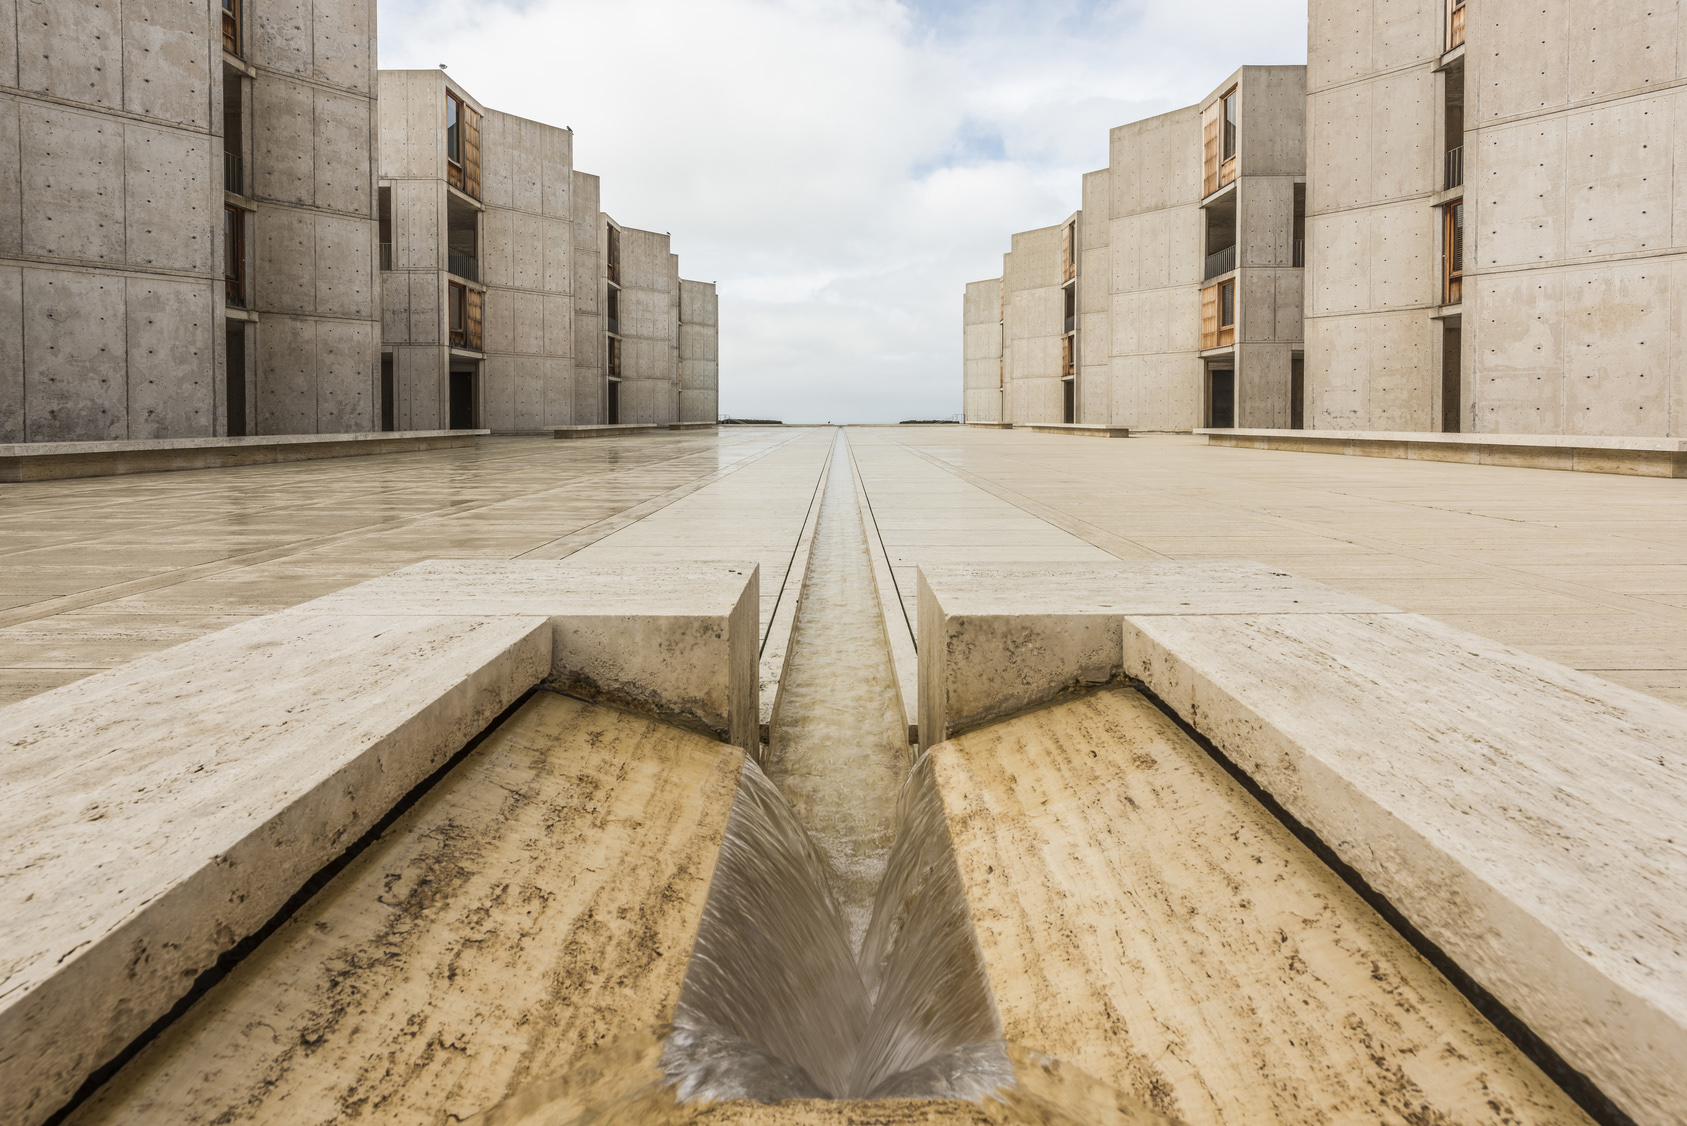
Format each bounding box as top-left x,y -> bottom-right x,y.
379,242 -> 392,271
448,254 -> 478,283
1204,243 -> 1236,280
1444,146 -> 1464,190
223,151 -> 243,195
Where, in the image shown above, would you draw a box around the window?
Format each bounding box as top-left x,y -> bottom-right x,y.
378,186 -> 392,269
1448,0 -> 1466,50
606,224 -> 621,285
447,93 -> 462,166
222,0 -> 240,56
1222,89 -> 1238,161
1219,280 -> 1235,329
1063,285 -> 1075,335
224,206 -> 244,306
608,335 -> 622,377
1443,201 -> 1463,305
606,285 -> 620,335
1061,222 -> 1076,283
449,282 -> 465,345
1061,334 -> 1074,377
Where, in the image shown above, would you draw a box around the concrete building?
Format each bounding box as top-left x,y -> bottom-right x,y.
962,278 -> 1004,422
0,0 -> 379,442
378,74 -> 717,432
972,67 -> 1304,430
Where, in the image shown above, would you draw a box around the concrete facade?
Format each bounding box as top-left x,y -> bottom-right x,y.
961,278 -> 1004,422
0,0 -> 378,442
679,279 -> 720,423
975,67 -> 1303,431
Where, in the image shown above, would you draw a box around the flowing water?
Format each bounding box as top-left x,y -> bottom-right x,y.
661,432 -> 1013,1101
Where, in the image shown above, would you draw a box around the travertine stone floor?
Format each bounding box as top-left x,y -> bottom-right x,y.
852,427 -> 1687,707
0,429 -> 830,706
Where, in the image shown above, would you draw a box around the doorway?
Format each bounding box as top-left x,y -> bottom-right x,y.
225,324 -> 247,436
380,353 -> 395,432
449,366 -> 475,430
1290,356 -> 1304,430
607,378 -> 620,424
1062,379 -> 1075,424
1208,368 -> 1235,428
1442,323 -> 1462,433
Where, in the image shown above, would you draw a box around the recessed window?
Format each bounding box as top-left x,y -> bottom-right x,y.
1222,89 -> 1238,161
447,93 -> 462,166
222,0 -> 240,56
1219,280 -> 1236,328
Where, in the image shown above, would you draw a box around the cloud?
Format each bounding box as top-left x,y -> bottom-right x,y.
377,0 -> 1307,421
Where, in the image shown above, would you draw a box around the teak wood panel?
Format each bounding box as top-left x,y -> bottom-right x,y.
1202,101 -> 1221,197
463,107 -> 482,201
1200,283 -> 1219,349
1062,223 -> 1075,283
466,287 -> 484,351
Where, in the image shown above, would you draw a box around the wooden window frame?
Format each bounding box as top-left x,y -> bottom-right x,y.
224,205 -> 245,307
1448,0 -> 1466,50
447,93 -> 462,172
606,224 -> 621,286
1202,86 -> 1240,197
1443,200 -> 1464,305
608,335 -> 622,378
1061,222 -> 1076,284
1061,334 -> 1075,378
1200,280 -> 1236,349
222,0 -> 240,57
449,282 -> 466,346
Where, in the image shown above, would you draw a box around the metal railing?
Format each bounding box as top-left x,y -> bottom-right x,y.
223,151 -> 243,195
1445,146 -> 1464,190
1293,239 -> 1305,267
379,242 -> 392,270
1204,243 -> 1236,280
448,254 -> 478,282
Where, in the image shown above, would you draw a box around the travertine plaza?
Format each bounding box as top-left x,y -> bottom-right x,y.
4,2 -> 1687,1126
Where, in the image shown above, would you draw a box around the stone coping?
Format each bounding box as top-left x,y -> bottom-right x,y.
1197,427 -> 1687,476
962,421 -> 1013,429
0,560 -> 759,1126
552,423 -> 659,438
919,561 -> 1687,1126
1018,422 -> 1130,438
0,431 -> 488,483
669,421 -> 719,430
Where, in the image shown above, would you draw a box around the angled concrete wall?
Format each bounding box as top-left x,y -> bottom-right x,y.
0,1 -> 224,441
1303,0 -> 1442,430
678,279 -> 719,423
573,171 -> 605,423
1002,222 -> 1068,423
1099,105 -> 1204,430
962,278 -> 1004,422
480,108 -> 575,431
249,0 -> 380,436
611,220 -> 679,426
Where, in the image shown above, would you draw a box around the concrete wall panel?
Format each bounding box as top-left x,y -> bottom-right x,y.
1566,99 -> 1672,259
254,76 -> 314,205
543,218 -> 572,294
0,96 -> 25,258
256,316 -> 317,434
0,0 -> 16,89
1477,118 -> 1567,268
22,106 -> 125,262
542,130 -> 572,220
122,0 -> 212,127
1475,0 -> 1570,122
23,270 -> 126,441
1309,84 -> 1372,211
483,286 -> 514,354
543,294 -> 572,359
126,125 -> 213,272
314,319 -> 373,433
315,213 -> 373,317
17,0 -> 121,107
1370,68 -> 1433,203
381,270 -> 409,343
511,291 -> 544,354
0,266 -> 22,441
1562,264 -> 1669,435
126,278 -> 214,438
482,356 -> 515,432
409,271 -> 440,344
256,0 -> 314,79
315,91 -> 372,215
256,207 -> 316,314
314,0 -> 373,93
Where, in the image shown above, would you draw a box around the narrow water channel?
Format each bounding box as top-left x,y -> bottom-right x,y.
660,431 -> 1010,1102
764,435 -> 914,951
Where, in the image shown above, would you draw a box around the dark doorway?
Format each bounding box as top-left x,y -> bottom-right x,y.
225,323 -> 246,436
607,379 -> 620,424
1442,323 -> 1462,432
449,368 -> 475,430
1062,379 -> 1075,424
380,353 -> 395,432
1209,368 -> 1235,428
1290,357 -> 1304,430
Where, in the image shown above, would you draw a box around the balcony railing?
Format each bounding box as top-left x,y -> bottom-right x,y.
223,151 -> 243,195
379,242 -> 392,270
1293,238 -> 1305,267
1445,146 -> 1464,190
448,254 -> 478,282
1204,243 -> 1236,280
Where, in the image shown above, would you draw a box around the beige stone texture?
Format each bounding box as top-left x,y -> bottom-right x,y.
67,692 -> 742,1125
933,688 -> 1592,1125
962,278 -> 1004,423
679,279 -> 719,424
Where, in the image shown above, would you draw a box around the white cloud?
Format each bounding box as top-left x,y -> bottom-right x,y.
377,0 -> 1306,421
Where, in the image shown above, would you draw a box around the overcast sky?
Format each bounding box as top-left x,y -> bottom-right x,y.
377,0 -> 1308,423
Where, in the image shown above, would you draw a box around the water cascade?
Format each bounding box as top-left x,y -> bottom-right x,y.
661,435 -> 1012,1101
